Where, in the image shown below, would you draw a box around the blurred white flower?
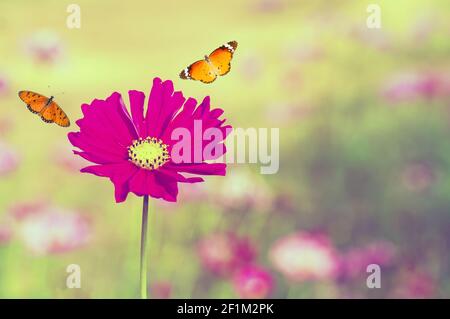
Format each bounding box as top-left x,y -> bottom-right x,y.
13,204 -> 91,255
269,231 -> 339,282
23,29 -> 64,64
213,168 -> 273,213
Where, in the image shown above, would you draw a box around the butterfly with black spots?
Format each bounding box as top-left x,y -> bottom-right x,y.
18,91 -> 70,127
180,41 -> 238,84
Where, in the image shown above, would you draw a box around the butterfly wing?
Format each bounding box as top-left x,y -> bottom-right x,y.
40,102 -> 56,124
19,91 -> 70,127
53,103 -> 71,127
40,101 -> 70,127
18,91 -> 49,114
180,60 -> 217,83
208,41 -> 238,77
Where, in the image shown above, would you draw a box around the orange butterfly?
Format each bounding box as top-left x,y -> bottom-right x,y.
180,41 -> 238,84
18,91 -> 70,127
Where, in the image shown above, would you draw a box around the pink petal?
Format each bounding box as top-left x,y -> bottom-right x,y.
129,169 -> 176,201
128,90 -> 147,137
106,92 -> 139,139
159,167 -> 204,183
146,78 -> 186,138
167,163 -> 226,176
68,132 -> 127,162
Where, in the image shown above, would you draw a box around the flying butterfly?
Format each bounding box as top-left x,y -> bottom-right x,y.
18,91 -> 70,127
180,41 -> 238,84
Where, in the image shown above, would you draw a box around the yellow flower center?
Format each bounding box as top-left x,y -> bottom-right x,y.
128,137 -> 169,170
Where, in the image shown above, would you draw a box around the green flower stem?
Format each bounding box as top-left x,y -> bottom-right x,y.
140,195 -> 149,299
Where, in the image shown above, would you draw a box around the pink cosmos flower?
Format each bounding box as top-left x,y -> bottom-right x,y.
269,231 -> 339,282
339,241 -> 397,279
12,204 -> 91,255
233,265 -> 274,299
197,232 -> 257,277
0,141 -> 20,177
0,73 -> 10,97
69,78 -> 231,203
23,30 -> 64,64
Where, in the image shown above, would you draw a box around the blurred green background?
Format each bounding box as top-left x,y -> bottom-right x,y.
1,0 -> 450,298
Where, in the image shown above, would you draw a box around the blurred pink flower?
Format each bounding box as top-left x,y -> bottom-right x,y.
382,71 -> 450,103
52,142 -> 88,173
0,118 -> 14,135
213,169 -> 273,213
265,102 -> 312,125
269,231 -> 339,282
9,201 -> 49,220
233,265 -> 274,299
150,281 -> 172,299
401,162 -> 434,192
393,268 -> 436,298
0,224 -> 13,245
251,0 -> 284,13
339,241 -> 397,279
280,70 -> 302,92
0,73 -> 10,97
197,232 -> 257,277
284,44 -> 325,63
13,204 -> 91,255
410,14 -> 437,42
271,192 -> 296,214
23,30 -> 64,64
238,55 -> 263,81
0,141 -> 20,177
